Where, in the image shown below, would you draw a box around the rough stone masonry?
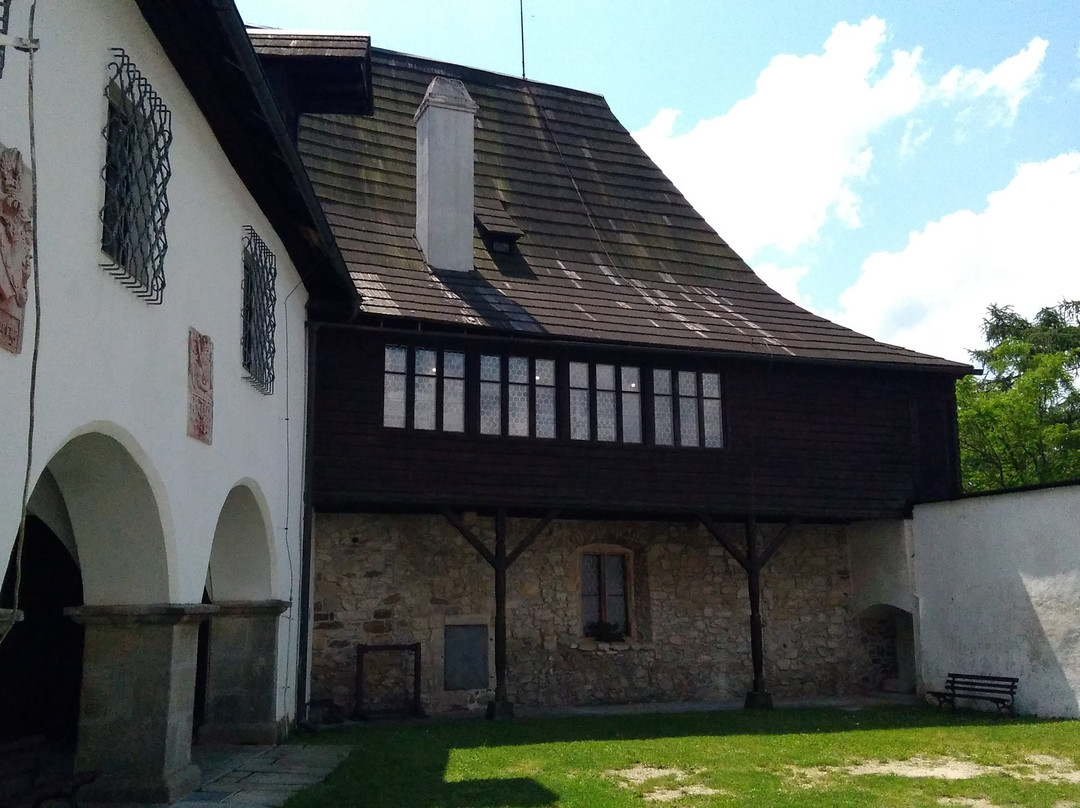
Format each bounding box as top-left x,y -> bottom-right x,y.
310,514 -> 861,715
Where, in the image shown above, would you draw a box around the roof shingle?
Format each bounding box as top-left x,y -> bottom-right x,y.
298,48 -> 968,372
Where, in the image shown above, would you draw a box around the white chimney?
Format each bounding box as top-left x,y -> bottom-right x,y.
414,77 -> 478,273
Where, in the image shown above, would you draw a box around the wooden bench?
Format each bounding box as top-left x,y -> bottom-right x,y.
928,673 -> 1019,715
0,735 -> 98,808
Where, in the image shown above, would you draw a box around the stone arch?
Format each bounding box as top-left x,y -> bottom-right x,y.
856,603 -> 916,694
206,480 -> 276,601
197,480 -> 286,745
44,425 -> 172,603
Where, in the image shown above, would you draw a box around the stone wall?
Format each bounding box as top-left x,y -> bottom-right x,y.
311,514 -> 857,715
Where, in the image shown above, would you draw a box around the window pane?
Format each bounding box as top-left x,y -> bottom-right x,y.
678,370 -> 697,396
415,349 -> 437,376
508,356 -> 529,383
653,368 -> 671,395
535,358 -> 554,386
604,555 -> 626,595
480,381 -> 501,434
480,354 -> 501,382
654,394 -> 673,445
508,381 -> 529,436
679,395 -> 699,446
570,389 -> 590,440
595,364 -> 615,390
444,351 -> 465,379
443,378 -> 464,432
581,554 -> 600,595
582,595 -> 601,629
596,390 -> 616,441
621,366 -> 640,392
569,361 -> 589,389
703,398 -> 723,448
535,385 -> 555,438
702,372 -> 720,398
385,345 -> 407,373
383,373 -> 405,428
606,595 -> 628,633
622,391 -> 641,443
414,375 -> 436,430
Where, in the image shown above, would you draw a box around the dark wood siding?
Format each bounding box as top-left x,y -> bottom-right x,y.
312,326 -> 963,520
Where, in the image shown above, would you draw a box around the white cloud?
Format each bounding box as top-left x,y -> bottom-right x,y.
632,19 -> 1047,260
899,119 -> 932,158
833,153 -> 1080,363
633,17 -> 923,258
935,37 -> 1047,126
753,262 -> 814,310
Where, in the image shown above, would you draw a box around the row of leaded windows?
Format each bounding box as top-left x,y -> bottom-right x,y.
384,345 -> 724,448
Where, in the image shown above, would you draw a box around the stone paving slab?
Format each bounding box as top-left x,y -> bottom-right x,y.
173,744 -> 352,807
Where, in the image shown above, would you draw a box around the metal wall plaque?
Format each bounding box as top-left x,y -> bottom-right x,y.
0,143 -> 33,355
187,328 -> 213,444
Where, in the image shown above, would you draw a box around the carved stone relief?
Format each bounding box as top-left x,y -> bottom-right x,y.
188,328 -> 213,444
0,143 -> 33,355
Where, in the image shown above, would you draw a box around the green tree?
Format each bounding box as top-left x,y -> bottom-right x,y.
957,301 -> 1080,491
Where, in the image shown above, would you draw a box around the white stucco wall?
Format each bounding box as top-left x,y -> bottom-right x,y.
0,0 -> 311,720
847,519 -> 916,615
913,486 -> 1080,717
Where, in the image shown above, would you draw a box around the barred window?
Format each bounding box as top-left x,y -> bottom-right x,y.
241,228 -> 276,394
100,49 -> 172,304
0,1 -> 11,80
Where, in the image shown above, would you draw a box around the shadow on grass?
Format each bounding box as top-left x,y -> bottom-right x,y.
287,705 -> 1059,808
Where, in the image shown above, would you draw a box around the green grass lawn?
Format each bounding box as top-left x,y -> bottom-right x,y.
285,706 -> 1080,808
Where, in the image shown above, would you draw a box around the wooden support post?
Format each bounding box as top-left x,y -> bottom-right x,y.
744,515 -> 772,709
488,508 -> 513,719
443,508 -> 558,720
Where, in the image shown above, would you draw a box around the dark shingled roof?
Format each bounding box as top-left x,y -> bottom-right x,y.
298,48 -> 968,372
249,30 -> 370,60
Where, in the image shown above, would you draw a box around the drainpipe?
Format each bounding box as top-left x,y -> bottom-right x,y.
295,321 -> 319,722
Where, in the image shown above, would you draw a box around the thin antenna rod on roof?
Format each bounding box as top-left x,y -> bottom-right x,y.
519,0 -> 526,78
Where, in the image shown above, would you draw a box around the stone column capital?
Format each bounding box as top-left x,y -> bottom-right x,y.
65,603 -> 218,626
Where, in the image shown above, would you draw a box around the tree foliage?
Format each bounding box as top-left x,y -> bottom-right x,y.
957,301 -> 1080,492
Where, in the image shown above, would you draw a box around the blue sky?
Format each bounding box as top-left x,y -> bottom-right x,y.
235,1 -> 1080,363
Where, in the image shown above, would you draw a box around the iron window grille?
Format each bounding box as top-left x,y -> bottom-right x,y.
242,227 -> 277,394
100,49 -> 172,304
0,0 -> 11,80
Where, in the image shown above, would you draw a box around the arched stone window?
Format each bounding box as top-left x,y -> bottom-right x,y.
579,544 -> 635,641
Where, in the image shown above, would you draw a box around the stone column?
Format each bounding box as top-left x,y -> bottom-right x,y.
197,599 -> 289,745
66,603 -> 217,805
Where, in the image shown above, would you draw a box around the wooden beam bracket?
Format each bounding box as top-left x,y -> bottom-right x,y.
698,512 -> 748,570
442,508 -> 496,567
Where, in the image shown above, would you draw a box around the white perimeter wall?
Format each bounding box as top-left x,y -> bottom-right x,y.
913,486 -> 1080,717
0,0 -> 310,720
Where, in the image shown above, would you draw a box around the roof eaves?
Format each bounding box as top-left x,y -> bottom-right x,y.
134,0 -> 361,318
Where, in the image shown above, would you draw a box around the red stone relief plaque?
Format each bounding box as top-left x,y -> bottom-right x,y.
0,144 -> 33,355
187,328 -> 213,444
